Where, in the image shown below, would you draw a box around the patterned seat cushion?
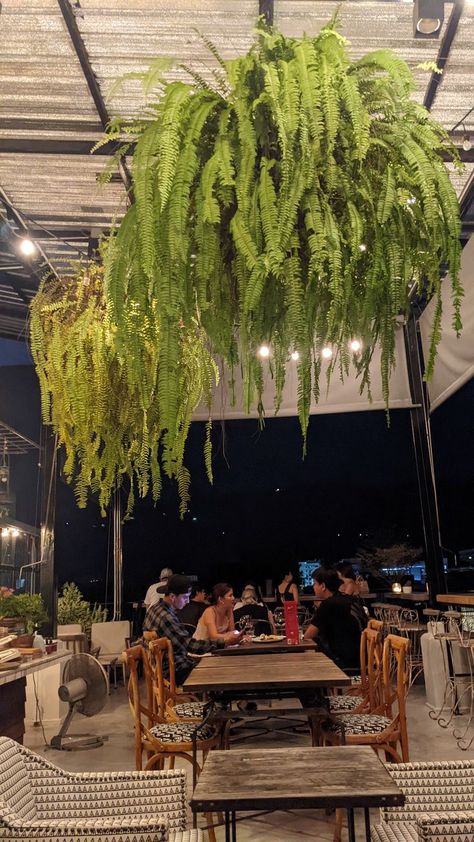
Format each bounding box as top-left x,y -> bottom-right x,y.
371,822 -> 417,842
327,713 -> 391,735
169,831 -> 203,842
150,722 -> 215,744
0,738 -> 36,821
328,695 -> 361,712
172,702 -> 206,718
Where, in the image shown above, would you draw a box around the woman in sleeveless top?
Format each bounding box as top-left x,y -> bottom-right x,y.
194,582 -> 243,644
275,570 -> 299,606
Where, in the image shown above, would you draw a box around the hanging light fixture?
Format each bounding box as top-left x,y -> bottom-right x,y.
291,350 -> 300,361
321,347 -> 333,360
19,237 -> 36,256
258,344 -> 270,358
349,339 -> 362,353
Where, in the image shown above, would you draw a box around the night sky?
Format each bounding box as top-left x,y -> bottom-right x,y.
0,349 -> 472,606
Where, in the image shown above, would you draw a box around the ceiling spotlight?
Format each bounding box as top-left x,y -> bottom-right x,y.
19,238 -> 36,256
462,134 -> 472,152
258,344 -> 270,359
350,339 -> 362,353
413,0 -> 444,37
322,346 -> 333,360
291,350 -> 300,361
359,243 -> 367,253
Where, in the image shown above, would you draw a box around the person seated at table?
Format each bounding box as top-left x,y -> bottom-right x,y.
303,568 -> 367,672
336,561 -> 364,596
234,587 -> 275,636
177,582 -> 208,631
275,570 -> 299,606
194,582 -> 243,645
234,580 -> 265,610
143,574 -> 238,685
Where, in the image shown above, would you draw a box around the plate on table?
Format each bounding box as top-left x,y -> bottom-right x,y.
250,635 -> 286,643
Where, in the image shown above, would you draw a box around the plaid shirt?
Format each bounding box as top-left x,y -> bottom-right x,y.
143,600 -> 222,677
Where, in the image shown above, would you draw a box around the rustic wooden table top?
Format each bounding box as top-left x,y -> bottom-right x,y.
183,650 -> 350,693
213,640 -> 316,656
191,746 -> 404,812
437,593 -> 474,606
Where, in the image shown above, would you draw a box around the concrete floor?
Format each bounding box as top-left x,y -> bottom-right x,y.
24,684 -> 473,841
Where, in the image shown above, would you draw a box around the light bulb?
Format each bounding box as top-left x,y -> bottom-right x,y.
11,528 -> 20,537
291,351 -> 300,361
19,238 -> 36,256
359,243 -> 367,253
350,339 -> 362,353
258,344 -> 270,358
407,196 -> 417,205
462,135 -> 472,152
322,347 -> 333,360
1,528 -> 9,537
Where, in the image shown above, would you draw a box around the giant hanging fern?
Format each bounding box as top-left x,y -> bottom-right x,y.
30,264 -> 218,515
31,17 -> 463,515
105,18 -> 462,462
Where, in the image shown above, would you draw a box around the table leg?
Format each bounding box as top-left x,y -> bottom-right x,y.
364,807 -> 372,842
224,811 -> 230,842
231,810 -> 237,842
347,808 -> 356,842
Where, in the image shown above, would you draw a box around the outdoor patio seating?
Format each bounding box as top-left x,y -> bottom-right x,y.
371,758 -> 474,842
327,625 -> 383,714
0,735 -> 202,842
147,637 -> 205,721
91,620 -> 131,689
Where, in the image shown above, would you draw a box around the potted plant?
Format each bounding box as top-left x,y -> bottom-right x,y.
0,589 -> 48,645
57,582 -> 107,642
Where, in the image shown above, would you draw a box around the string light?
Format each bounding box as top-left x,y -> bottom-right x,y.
359,243 -> 367,253
1,528 -> 9,537
19,238 -> 36,256
11,528 -> 20,538
350,339 -> 362,352
321,347 -> 333,359
291,350 -> 300,361
258,344 -> 270,358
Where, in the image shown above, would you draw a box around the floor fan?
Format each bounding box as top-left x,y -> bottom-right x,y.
50,653 -> 109,750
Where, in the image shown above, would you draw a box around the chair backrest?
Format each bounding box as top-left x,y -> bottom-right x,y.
123,644 -> 155,770
381,634 -> 411,760
143,630 -> 158,643
0,737 -> 37,822
148,637 -> 177,718
91,620 -> 131,655
57,623 -> 82,635
357,627 -> 383,711
367,618 -> 383,632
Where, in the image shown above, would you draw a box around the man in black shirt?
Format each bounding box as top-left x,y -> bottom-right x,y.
303,568 -> 367,671
177,583 -> 208,630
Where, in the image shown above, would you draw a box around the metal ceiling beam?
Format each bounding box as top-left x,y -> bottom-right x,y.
0,187 -> 57,281
423,0 -> 464,112
259,0 -> 274,27
58,0 -> 133,198
0,118 -> 102,134
3,136 -> 474,163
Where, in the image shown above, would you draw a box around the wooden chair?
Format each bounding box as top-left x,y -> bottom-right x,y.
322,634 -> 411,763
368,618 -> 383,632
124,644 -> 219,841
148,637 -> 205,721
328,626 -> 383,715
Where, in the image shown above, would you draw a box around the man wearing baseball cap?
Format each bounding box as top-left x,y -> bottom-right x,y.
143,574 -> 241,684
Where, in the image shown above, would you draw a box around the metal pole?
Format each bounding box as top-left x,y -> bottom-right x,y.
403,313 -> 446,602
112,487 -> 123,620
39,428 -> 57,636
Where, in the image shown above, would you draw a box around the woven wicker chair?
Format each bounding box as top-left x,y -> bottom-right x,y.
0,735 -> 201,841
371,759 -> 474,842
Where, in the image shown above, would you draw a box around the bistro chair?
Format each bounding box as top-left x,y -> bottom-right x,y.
328,626 -> 383,715
322,634 -> 411,763
124,645 -> 219,841
148,636 -> 205,721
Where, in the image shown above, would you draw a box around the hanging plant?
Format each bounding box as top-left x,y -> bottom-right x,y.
104,18 -> 462,463
30,264 -> 218,515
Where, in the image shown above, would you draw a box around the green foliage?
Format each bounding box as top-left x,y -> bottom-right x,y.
57,582 -> 107,641
30,264 -> 218,515
0,591 -> 48,634
31,18 -> 463,515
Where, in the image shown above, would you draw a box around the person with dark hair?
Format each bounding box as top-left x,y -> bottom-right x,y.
177,583 -> 208,630
143,575 -> 228,685
194,583 -> 243,645
336,561 -> 358,596
275,570 -> 299,605
303,568 -> 367,671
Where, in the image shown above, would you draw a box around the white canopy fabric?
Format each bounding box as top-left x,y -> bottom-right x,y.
420,235 -> 474,413
194,329 -> 414,421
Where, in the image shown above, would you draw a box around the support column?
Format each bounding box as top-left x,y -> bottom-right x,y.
403,313 -> 446,602
39,427 -> 57,636
112,487 -> 123,620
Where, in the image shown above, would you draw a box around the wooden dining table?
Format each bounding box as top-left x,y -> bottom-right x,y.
213,639 -> 316,656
